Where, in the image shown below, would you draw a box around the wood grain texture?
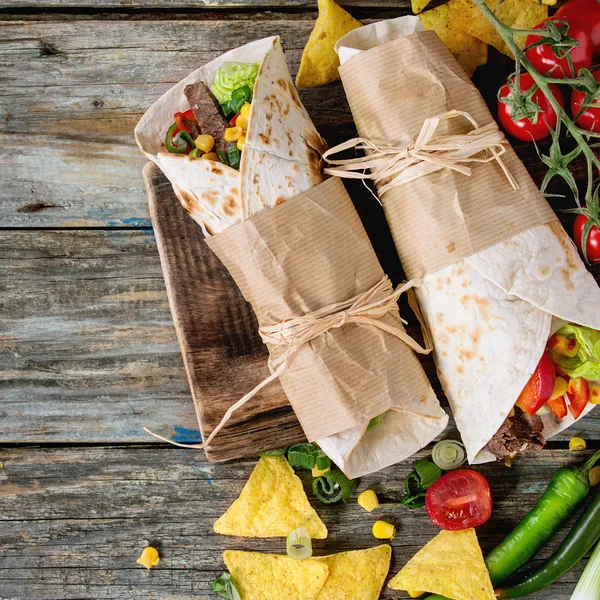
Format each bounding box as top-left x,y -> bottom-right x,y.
0,446 -> 594,599
146,163 -> 304,461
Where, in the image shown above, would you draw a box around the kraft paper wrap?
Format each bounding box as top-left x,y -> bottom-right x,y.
338,30 -> 557,280
207,177 -> 433,442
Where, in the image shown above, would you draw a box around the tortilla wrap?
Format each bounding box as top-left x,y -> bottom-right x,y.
335,17 -> 600,464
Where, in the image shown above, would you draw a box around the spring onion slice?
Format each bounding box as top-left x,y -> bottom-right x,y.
286,526 -> 313,560
571,539 -> 600,599
315,450 -> 331,471
432,440 -> 467,471
258,447 -> 288,457
414,458 -> 442,489
288,443 -> 318,469
313,469 -> 356,504
367,412 -> 387,430
213,572 -> 241,600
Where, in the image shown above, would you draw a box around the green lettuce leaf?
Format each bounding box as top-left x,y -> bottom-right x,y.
211,62 -> 259,105
551,324 -> 600,380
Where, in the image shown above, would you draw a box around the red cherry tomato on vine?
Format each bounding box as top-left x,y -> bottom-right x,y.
571,69 -> 600,132
497,73 -> 565,142
525,18 -> 593,78
556,0 -> 600,56
425,470 -> 492,530
574,213 -> 600,263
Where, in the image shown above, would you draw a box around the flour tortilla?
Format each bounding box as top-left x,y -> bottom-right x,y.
336,17 -> 600,463
135,36 -> 326,235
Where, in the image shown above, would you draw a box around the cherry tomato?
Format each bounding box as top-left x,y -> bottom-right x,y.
556,0 -> 600,56
515,351 -> 556,417
574,212 -> 600,263
525,18 -> 593,78
571,69 -> 600,133
425,470 -> 492,530
567,377 -> 590,419
498,73 -> 565,142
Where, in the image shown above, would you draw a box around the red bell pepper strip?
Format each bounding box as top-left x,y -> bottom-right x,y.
567,377 -> 590,419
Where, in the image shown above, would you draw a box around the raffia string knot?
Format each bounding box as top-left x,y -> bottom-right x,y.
145,276 -> 430,449
322,110 -> 519,200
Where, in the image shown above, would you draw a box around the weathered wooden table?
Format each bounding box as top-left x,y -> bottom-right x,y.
1,1 -> 599,598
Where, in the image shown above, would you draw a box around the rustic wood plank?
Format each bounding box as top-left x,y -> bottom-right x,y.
0,0 -> 410,8
0,446 -> 594,599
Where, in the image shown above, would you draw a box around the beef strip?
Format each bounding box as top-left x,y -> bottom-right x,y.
184,82 -> 229,155
485,406 -> 546,460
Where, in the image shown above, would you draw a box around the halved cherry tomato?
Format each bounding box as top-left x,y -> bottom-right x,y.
548,395 -> 568,419
574,212 -> 600,263
556,0 -> 600,56
516,351 -> 556,417
425,470 -> 492,530
525,18 -> 593,78
571,69 -> 600,133
567,377 -> 590,419
498,73 -> 565,142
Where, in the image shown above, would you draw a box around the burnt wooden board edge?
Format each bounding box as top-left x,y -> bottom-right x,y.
144,162 -> 305,462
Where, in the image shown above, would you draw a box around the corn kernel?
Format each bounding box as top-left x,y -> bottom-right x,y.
590,466 -> 600,487
590,384 -> 600,404
549,334 -> 578,358
357,489 -> 379,512
550,377 -> 569,400
570,437 -> 587,451
137,546 -> 160,570
236,114 -> 249,131
237,134 -> 246,151
312,465 -> 330,477
240,102 -> 251,118
372,520 -> 395,540
407,592 -> 425,598
194,134 -> 214,153
200,152 -> 219,161
224,126 -> 242,143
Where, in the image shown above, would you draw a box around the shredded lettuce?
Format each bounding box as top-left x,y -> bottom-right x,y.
551,324 -> 600,380
211,62 -> 259,105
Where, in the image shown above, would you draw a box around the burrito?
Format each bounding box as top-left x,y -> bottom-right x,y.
135,35 -> 448,477
332,17 -> 600,464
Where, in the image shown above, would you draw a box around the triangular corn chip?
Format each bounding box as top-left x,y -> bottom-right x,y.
420,5 -> 488,77
443,0 -> 547,57
214,456 -> 328,538
388,528 -> 495,600
315,545 -> 392,600
224,551 -> 329,600
296,0 -> 362,88
412,0 -> 431,13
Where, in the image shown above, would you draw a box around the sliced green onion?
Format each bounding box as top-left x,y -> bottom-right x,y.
315,450 -> 331,471
258,447 -> 287,457
313,469 -> 356,504
229,85 -> 253,113
288,443 -> 317,469
367,412 -> 386,430
189,148 -> 202,158
227,144 -> 242,170
286,526 -> 313,560
218,149 -> 229,165
414,458 -> 442,489
432,440 -> 467,471
212,572 -> 241,600
571,539 -> 600,599
220,101 -> 233,118
401,491 -> 427,509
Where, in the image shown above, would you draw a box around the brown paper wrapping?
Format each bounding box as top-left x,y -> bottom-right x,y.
338,30 -> 557,279
207,177 -> 432,442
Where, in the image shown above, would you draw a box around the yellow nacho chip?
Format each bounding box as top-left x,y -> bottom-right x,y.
224,551 -> 329,600
388,528 -> 495,600
446,0 -> 548,56
296,0 -> 362,88
412,0 -> 432,13
315,545 -> 392,600
420,5 -> 488,77
213,456 -> 327,538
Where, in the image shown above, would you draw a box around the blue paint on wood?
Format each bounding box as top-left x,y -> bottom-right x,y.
172,426 -> 202,444
106,217 -> 153,228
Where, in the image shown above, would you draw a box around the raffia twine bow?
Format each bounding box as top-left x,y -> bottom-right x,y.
145,276 -> 430,449
322,110 -> 519,199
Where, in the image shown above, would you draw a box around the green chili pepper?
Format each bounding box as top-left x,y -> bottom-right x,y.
496,483 -> 600,598
486,449 -> 600,587
189,148 -> 202,158
165,123 -> 187,154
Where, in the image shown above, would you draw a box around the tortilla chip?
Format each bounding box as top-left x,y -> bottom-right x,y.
420,5 -> 488,77
213,456 -> 328,538
296,0 -> 362,88
446,0 -> 548,56
315,545 -> 392,600
412,0 -> 431,13
224,551 -> 329,600
388,528 -> 495,600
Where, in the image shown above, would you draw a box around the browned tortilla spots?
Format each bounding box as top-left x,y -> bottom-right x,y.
446,241 -> 456,253
436,313 -> 444,324
461,280 -> 469,288
471,326 -> 481,346
457,365 -> 464,375
223,195 -> 239,216
561,268 -> 575,290
460,294 -> 472,309
211,165 -> 223,175
292,164 -> 300,173
259,133 -> 270,144
275,196 -> 285,205
538,265 -> 550,276
474,297 -> 491,322
447,325 -> 457,334
232,188 -> 239,196
458,347 -> 475,362
177,190 -> 196,214
266,113 -> 273,121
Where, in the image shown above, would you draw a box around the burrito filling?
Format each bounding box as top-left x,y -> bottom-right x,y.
486,323 -> 600,460
163,61 -> 259,169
